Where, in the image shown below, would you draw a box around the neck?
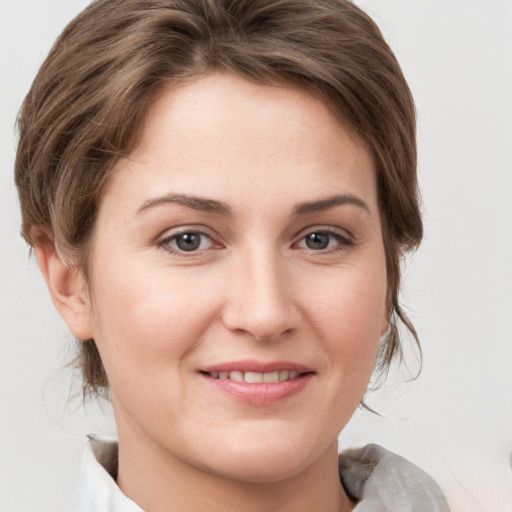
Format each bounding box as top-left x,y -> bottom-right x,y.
116,427 -> 354,512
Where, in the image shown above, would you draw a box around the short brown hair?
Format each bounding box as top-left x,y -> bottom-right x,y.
15,0 -> 422,398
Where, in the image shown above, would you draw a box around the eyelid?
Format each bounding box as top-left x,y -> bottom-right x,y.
155,223 -> 218,242
294,224 -> 354,241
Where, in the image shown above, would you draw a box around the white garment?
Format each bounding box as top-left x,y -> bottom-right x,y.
67,435 -> 142,512
67,435 -> 450,512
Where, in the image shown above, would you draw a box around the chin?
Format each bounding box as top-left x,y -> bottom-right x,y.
206,454 -> 310,484
195,431 -> 333,484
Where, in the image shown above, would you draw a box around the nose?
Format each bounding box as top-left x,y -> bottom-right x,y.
221,247 -> 300,341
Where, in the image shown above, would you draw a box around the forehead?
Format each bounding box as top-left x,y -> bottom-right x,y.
102,72 -> 377,214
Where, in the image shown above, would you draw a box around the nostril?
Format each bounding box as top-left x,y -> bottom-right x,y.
251,326 -> 294,342
222,306 -> 297,342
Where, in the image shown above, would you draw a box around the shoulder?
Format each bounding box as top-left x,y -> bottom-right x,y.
339,444 -> 450,511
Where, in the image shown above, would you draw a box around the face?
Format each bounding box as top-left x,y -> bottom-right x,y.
81,73 -> 388,483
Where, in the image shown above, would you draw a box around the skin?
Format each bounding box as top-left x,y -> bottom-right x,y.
37,73 -> 388,512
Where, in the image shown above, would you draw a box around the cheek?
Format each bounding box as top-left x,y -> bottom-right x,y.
310,263 -> 387,379
87,260 -> 220,385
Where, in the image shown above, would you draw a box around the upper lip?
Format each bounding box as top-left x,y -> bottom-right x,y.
200,360 -> 314,374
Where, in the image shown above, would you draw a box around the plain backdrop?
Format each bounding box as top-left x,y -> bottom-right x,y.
1,1 -> 511,511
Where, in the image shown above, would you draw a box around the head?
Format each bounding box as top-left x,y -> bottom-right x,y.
15,0 -> 421,401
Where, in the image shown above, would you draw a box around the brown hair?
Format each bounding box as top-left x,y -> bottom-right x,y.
15,0 -> 422,398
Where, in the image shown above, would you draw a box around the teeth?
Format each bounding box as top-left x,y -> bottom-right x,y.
209,370 -> 302,382
245,371 -> 263,383
263,371 -> 280,383
229,371 -> 244,382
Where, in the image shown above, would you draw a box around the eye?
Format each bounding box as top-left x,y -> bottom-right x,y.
296,230 -> 353,251
159,231 -> 215,253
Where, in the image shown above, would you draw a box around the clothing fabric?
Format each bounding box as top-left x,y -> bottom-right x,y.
66,435 -> 450,511
339,444 -> 450,511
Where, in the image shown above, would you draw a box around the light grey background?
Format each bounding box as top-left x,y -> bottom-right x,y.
1,1 -> 511,511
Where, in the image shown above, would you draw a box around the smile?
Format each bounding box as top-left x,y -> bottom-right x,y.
205,370 -> 301,383
199,361 -> 314,404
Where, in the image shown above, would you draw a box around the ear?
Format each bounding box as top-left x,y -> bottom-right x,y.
33,229 -> 94,340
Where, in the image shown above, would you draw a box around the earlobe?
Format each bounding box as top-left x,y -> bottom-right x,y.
33,230 -> 94,340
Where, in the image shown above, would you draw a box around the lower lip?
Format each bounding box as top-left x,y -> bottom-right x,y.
201,373 -> 314,404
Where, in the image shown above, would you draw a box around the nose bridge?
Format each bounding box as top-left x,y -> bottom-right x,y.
224,242 -> 296,340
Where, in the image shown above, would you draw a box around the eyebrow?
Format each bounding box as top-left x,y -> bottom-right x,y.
137,192 -> 369,217
293,194 -> 370,216
137,193 -> 231,216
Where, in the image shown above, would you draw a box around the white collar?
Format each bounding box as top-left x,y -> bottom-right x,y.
66,434 -> 143,512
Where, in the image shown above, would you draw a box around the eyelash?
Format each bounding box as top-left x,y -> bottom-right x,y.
157,228 -> 354,256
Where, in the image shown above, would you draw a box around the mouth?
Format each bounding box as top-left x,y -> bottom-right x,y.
201,369 -> 303,383
199,361 -> 315,404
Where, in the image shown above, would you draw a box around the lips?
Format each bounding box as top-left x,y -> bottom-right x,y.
199,361 -> 314,404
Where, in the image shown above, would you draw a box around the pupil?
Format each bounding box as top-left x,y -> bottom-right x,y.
306,232 -> 329,250
177,233 -> 201,251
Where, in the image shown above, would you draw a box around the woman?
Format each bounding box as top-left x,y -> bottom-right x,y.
14,0 -> 449,510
